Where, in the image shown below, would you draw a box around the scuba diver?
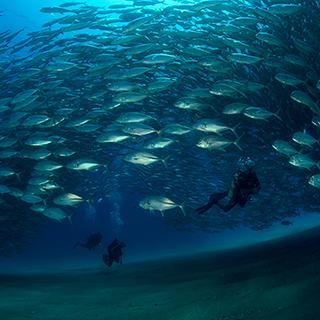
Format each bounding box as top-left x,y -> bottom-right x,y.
102,238 -> 126,267
73,232 -> 103,250
196,156 -> 260,214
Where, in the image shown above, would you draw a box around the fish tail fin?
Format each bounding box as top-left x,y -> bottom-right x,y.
161,155 -> 170,168
86,192 -> 97,206
231,123 -> 240,138
179,203 -> 186,216
225,84 -> 247,99
234,133 -> 244,151
274,108 -> 283,121
16,172 -> 21,182
209,105 -> 219,114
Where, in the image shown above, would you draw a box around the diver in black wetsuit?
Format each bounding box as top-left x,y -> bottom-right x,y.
102,238 -> 126,267
196,157 -> 260,214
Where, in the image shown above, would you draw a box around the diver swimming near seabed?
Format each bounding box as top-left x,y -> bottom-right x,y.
102,238 -> 126,267
196,156 -> 260,214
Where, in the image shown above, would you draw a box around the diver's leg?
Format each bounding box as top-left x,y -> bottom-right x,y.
196,191 -> 228,214
103,254 -> 113,267
216,198 -> 237,212
196,203 -> 212,215
209,191 -> 228,202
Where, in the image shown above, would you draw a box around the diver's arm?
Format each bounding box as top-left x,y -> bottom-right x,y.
252,184 -> 260,194
251,173 -> 261,194
228,172 -> 242,201
227,172 -> 240,199
219,175 -> 240,212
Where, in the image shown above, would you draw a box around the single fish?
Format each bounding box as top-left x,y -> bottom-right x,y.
289,154 -> 318,170
272,140 -> 298,156
197,134 -> 242,151
268,4 -> 302,15
124,152 -> 168,166
292,131 -> 318,147
308,174 -> 320,189
144,137 -> 175,150
66,159 -> 102,171
53,193 -> 85,206
228,53 -> 263,64
97,131 -> 131,143
243,107 -> 281,121
139,196 -> 185,216
42,207 -> 71,222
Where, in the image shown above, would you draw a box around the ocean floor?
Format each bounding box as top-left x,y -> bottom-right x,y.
1,228 -> 320,320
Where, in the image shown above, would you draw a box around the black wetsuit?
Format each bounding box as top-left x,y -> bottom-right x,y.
196,170 -> 260,214
102,239 -> 126,267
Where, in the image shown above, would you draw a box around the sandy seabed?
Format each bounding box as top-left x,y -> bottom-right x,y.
1,228 -> 320,320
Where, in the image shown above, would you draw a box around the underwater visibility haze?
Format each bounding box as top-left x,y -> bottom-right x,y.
1,0 -> 320,319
